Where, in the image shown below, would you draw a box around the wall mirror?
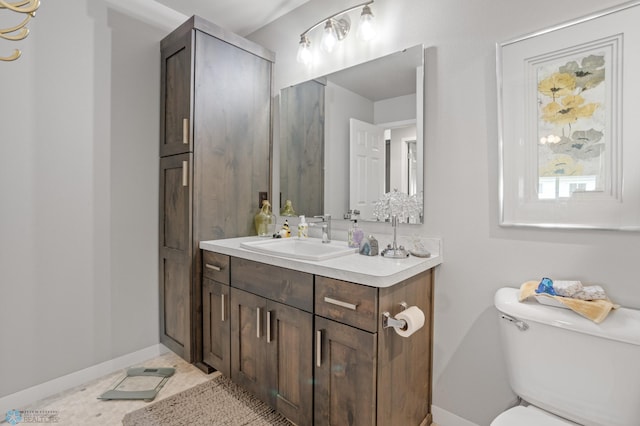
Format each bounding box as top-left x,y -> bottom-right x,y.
279,44 -> 425,223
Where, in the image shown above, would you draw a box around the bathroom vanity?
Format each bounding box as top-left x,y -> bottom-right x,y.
200,236 -> 441,426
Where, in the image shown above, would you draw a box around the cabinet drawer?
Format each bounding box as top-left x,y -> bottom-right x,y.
202,251 -> 230,284
315,276 -> 378,332
230,257 -> 313,312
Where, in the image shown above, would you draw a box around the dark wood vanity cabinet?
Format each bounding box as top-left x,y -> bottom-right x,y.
158,16 -> 273,364
229,287 -> 314,426
314,316 -> 377,426
314,272 -> 434,426
230,259 -> 314,426
202,251 -> 230,377
201,249 -> 434,426
202,279 -> 230,375
160,28 -> 192,157
313,275 -> 379,425
159,153 -> 192,359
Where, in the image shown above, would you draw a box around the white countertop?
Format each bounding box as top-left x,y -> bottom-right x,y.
200,236 -> 442,288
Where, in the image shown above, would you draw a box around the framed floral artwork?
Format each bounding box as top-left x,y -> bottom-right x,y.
497,1 -> 640,230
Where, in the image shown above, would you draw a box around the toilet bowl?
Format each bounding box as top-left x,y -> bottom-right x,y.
492,287 -> 640,426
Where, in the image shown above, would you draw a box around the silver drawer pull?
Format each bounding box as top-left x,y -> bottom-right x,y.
205,263 -> 221,271
182,160 -> 188,186
221,293 -> 225,322
316,330 -> 322,367
324,296 -> 358,311
266,311 -> 272,343
256,307 -> 261,339
182,118 -> 189,144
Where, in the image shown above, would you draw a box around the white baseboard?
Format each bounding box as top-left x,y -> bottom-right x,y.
0,343 -> 169,416
432,405 -> 480,426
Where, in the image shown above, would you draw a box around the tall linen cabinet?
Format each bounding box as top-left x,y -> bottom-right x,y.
159,16 -> 274,366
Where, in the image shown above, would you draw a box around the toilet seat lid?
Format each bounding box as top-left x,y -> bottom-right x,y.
492,406 -> 576,426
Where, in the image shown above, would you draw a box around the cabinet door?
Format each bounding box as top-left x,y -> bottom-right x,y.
160,30 -> 192,157
230,288 -> 269,401
193,31 -> 271,240
266,300 -> 313,426
202,278 -> 230,376
159,153 -> 192,360
315,317 -> 377,426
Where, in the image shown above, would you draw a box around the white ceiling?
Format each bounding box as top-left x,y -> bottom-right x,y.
153,0 -> 311,36
325,45 -> 423,102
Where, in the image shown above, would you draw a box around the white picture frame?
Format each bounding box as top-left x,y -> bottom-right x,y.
497,1 -> 640,230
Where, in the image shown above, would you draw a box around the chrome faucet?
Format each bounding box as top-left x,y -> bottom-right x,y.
309,215 -> 331,243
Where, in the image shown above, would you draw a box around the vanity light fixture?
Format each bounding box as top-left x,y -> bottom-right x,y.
296,34 -> 312,64
0,0 -> 40,61
357,4 -> 376,40
297,0 -> 376,65
321,17 -> 348,53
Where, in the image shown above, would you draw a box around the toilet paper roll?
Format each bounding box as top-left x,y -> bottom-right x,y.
394,306 -> 425,337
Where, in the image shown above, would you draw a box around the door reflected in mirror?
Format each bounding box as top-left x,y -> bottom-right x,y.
279,44 -> 424,223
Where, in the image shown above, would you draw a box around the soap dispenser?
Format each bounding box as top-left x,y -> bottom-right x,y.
297,215 -> 308,238
348,219 -> 364,248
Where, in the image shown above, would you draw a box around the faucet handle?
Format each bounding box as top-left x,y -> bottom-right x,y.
312,215 -> 331,243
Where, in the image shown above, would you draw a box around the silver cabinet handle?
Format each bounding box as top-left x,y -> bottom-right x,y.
221,293 -> 225,322
182,118 -> 189,144
324,296 -> 358,311
316,330 -> 322,367
205,263 -> 221,271
266,311 -> 272,343
182,160 -> 188,187
256,307 -> 261,339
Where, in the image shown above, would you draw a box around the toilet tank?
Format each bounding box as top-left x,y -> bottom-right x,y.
494,287 -> 640,426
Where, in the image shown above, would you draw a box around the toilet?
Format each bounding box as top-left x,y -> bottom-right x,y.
492,287 -> 640,426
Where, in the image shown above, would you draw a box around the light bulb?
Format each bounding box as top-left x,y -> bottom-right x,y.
321,20 -> 337,53
296,35 -> 312,65
358,5 -> 376,41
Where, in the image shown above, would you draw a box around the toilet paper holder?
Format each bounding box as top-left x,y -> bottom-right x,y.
382,302 -> 409,330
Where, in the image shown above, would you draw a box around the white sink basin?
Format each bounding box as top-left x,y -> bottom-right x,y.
240,238 -> 357,261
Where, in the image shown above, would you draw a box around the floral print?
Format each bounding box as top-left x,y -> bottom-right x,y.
537,53 -> 606,182
538,72 -> 576,99
540,94 -> 598,126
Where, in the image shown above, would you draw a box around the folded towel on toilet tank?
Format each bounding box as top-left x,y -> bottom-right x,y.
518,281 -> 619,323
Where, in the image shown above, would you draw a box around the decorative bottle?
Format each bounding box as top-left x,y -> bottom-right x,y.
297,215 -> 308,238
348,219 -> 364,248
254,200 -> 275,237
280,200 -> 296,217
279,219 -> 291,238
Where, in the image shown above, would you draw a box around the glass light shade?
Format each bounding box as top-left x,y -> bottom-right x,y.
358,5 -> 376,41
296,36 -> 312,65
321,20 -> 338,53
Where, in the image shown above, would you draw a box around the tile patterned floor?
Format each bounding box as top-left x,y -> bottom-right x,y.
10,351 -> 217,425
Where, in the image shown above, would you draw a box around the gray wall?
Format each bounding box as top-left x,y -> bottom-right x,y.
0,1 -> 173,398
249,0 -> 640,424
324,81 -> 373,219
